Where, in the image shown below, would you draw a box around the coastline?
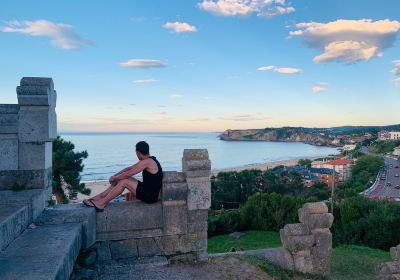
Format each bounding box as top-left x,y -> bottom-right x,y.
76,155 -> 329,202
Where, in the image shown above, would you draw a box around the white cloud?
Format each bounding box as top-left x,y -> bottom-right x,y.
391,60 -> 400,76
198,0 -> 294,18
1,20 -> 92,50
170,94 -> 183,99
163,22 -> 197,33
133,79 -> 157,84
315,81 -> 328,85
312,86 -> 327,93
290,19 -> 400,64
257,65 -> 302,74
119,59 -> 166,68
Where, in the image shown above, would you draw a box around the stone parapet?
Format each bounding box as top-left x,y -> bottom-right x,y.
91,150 -> 211,262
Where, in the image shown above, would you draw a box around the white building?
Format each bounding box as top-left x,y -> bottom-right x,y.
394,146 -> 400,156
342,144 -> 357,151
312,159 -> 353,182
378,130 -> 400,141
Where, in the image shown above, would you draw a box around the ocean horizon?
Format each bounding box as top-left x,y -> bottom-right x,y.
60,132 -> 339,182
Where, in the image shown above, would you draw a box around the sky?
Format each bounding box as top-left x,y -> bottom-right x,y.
0,0 -> 400,132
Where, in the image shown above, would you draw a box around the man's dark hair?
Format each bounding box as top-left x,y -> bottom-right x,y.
136,141 -> 149,155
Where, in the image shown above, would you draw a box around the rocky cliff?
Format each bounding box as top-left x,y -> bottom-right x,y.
219,127 -> 337,147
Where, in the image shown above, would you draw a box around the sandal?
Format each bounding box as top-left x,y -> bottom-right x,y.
83,199 -> 94,207
90,199 -> 105,212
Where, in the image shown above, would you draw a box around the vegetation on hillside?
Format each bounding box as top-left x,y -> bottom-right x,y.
369,140 -> 400,154
336,155 -> 384,198
211,169 -> 329,210
52,136 -> 90,203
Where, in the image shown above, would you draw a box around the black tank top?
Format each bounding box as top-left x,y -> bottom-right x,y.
142,156 -> 163,192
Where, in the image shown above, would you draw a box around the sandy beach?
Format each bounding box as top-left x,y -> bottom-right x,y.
75,156 -> 323,202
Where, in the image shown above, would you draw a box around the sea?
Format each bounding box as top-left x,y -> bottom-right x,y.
60,132 -> 338,182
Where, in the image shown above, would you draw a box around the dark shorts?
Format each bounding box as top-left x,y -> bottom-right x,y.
136,181 -> 160,204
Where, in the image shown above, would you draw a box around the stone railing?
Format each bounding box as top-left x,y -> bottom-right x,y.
0,77 -> 57,218
378,245 -> 400,279
93,149 -> 211,261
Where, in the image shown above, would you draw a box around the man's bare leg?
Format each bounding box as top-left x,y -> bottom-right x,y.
92,178 -> 138,210
83,182 -> 117,206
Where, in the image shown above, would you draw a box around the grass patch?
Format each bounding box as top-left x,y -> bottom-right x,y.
208,231 -> 390,279
207,230 -> 281,254
330,245 -> 390,280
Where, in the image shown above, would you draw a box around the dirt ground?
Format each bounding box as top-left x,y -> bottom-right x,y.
92,256 -> 274,280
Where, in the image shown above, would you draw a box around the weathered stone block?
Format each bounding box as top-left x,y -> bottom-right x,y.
280,229 -> 314,252
163,205 -> 188,235
182,149 -> 209,161
381,262 -> 400,274
187,178 -> 211,210
109,239 -> 138,259
19,141 -> 52,170
95,241 -> 112,261
312,255 -> 331,277
302,202 -> 328,214
155,235 -> 180,255
162,182 -> 187,201
17,87 -> 57,106
184,169 -> 212,178
0,138 -> 18,170
306,213 -> 334,230
162,171 -> 185,183
180,232 -> 207,252
96,201 -> 162,241
293,249 -> 314,274
20,77 -> 54,89
137,238 -> 161,257
18,106 -> 57,142
188,210 -> 208,233
282,223 -> 309,236
311,228 -> 332,258
0,168 -> 52,190
0,205 -> 30,251
182,159 -> 211,171
391,246 -> 400,261
0,108 -> 18,133
35,204 -> 96,249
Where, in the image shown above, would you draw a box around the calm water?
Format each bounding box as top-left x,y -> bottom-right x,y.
60,132 -> 338,181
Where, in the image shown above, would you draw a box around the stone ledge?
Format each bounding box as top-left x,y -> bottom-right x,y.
35,204 -> 96,249
0,223 -> 81,280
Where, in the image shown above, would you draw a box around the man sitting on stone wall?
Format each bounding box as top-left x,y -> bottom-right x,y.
83,141 -> 163,211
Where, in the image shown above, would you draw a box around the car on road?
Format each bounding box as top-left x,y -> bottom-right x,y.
387,182 -> 392,187
395,166 -> 399,168
395,174 -> 399,177
395,185 -> 400,189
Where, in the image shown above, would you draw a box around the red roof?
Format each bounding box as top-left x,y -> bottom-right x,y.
325,159 -> 353,165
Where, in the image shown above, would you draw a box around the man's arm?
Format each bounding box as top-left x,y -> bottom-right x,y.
112,160 -> 148,181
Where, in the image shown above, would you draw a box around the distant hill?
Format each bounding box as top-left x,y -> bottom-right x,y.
219,124 -> 400,146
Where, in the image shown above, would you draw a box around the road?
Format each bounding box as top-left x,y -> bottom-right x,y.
364,154 -> 400,200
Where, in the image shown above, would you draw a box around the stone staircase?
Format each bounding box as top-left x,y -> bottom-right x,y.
0,195 -> 95,280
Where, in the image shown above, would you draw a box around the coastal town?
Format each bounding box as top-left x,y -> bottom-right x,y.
269,129 -> 400,202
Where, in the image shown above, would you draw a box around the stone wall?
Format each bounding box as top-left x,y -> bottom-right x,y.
280,202 -> 334,276
378,245 -> 400,279
0,77 -> 57,217
93,149 -> 211,262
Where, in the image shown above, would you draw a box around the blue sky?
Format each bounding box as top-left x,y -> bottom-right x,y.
1,0 -> 399,132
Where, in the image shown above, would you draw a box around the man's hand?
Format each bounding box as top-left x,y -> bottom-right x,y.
109,176 -> 117,185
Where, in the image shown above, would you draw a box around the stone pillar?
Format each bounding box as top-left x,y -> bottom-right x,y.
182,149 -> 211,259
280,202 -> 333,276
378,245 -> 400,279
0,77 -> 57,199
